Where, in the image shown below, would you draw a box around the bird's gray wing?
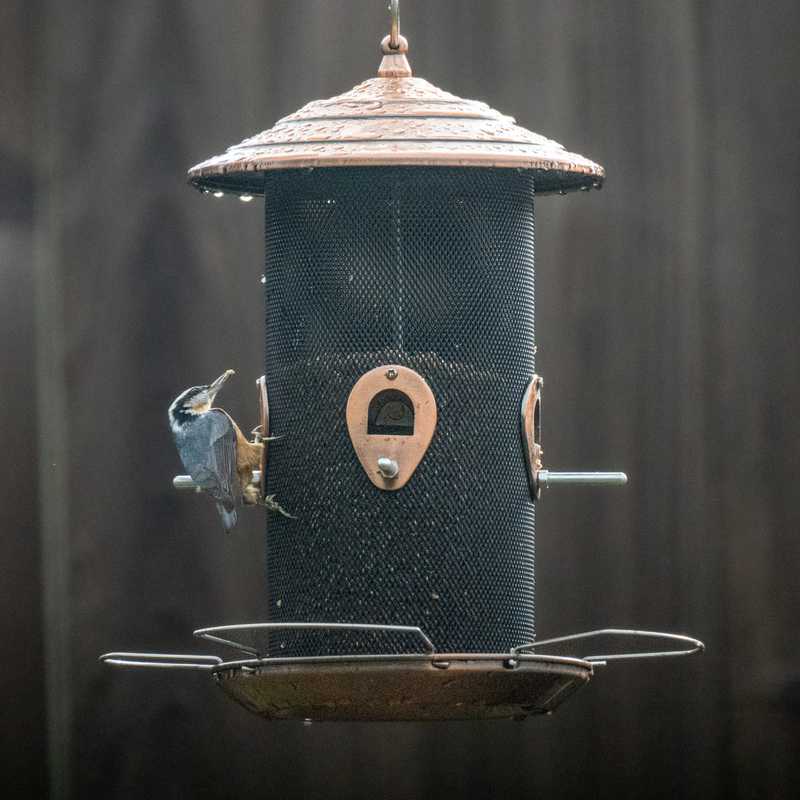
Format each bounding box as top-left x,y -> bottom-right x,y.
182,410 -> 239,509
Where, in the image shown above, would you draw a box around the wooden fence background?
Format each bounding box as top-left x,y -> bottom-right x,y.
2,1 -> 798,797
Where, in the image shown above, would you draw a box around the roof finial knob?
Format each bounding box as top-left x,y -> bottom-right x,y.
378,0 -> 412,78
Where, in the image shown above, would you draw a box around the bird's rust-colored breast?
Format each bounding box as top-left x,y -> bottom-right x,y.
235,428 -> 262,474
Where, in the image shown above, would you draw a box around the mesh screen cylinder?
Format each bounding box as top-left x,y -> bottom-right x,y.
263,167 -> 535,655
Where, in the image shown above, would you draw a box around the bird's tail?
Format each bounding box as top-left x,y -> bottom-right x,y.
217,503 -> 238,532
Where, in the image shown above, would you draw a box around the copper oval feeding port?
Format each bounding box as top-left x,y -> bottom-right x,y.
521,374 -> 544,499
346,365 -> 437,491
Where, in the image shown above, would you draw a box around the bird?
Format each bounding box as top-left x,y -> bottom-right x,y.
168,369 -> 279,531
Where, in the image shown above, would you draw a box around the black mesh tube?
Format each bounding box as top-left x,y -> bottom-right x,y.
263,167 -> 535,655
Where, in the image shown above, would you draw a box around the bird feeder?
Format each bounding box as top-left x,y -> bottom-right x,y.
102,2 -> 703,721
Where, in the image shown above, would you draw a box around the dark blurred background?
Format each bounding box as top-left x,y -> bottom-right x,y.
2,1 -> 799,798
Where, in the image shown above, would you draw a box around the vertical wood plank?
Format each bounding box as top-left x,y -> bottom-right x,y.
0,4 -> 48,790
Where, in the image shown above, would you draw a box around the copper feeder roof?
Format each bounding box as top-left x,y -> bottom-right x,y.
189,18 -> 604,196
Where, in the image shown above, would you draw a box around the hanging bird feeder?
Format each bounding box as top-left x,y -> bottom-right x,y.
102,1 -> 703,722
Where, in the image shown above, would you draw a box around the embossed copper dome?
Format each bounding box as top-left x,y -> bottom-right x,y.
189,29 -> 604,196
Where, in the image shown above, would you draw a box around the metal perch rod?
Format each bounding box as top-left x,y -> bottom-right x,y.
174,471 -> 627,490
538,470 -> 628,487
173,472 -> 261,490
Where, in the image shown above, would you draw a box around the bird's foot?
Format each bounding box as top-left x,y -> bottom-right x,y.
250,424 -> 282,445
242,484 -> 262,505
264,494 -> 295,519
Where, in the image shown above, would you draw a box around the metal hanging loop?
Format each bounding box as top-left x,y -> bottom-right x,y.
379,0 -> 411,76
389,0 -> 401,50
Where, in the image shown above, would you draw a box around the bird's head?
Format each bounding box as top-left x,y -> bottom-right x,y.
169,369 -> 234,432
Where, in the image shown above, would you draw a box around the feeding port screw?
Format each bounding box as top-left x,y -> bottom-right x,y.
377,457 -> 400,479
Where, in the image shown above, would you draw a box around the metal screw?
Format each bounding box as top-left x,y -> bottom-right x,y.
386,368 -> 398,380
377,457 -> 399,479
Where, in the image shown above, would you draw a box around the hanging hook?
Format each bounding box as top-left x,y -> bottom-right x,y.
389,0 -> 400,50
379,0 -> 411,75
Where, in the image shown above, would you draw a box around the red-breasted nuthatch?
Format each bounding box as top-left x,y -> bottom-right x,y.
168,370 -> 268,531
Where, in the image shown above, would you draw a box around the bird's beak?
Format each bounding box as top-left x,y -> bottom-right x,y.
208,369 -> 235,400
